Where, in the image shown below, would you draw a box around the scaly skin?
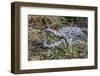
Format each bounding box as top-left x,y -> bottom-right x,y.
43,26 -> 87,48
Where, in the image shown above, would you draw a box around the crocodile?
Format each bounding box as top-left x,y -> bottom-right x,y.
43,26 -> 87,48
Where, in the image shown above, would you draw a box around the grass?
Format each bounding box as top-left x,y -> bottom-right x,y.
39,42 -> 88,60
28,15 -> 88,61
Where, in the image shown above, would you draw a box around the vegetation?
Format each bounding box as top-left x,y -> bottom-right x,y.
28,15 -> 88,61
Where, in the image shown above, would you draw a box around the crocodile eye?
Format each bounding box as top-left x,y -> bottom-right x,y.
59,36 -> 64,39
77,35 -> 81,38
